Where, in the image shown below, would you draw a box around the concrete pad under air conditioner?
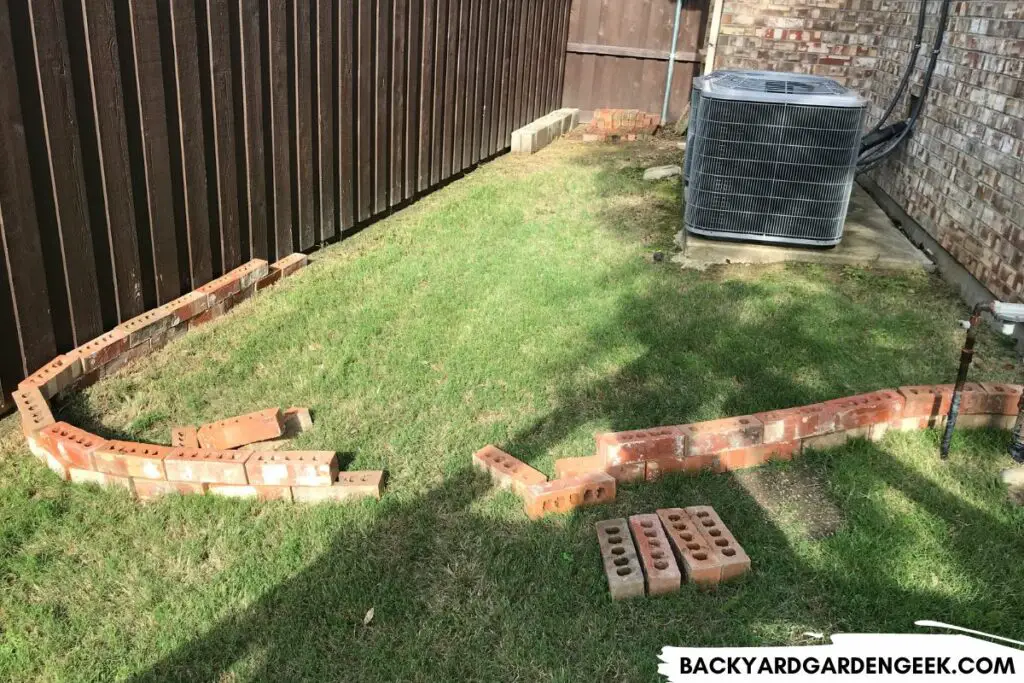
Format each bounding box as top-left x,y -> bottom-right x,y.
511,108 -> 580,154
675,185 -> 935,272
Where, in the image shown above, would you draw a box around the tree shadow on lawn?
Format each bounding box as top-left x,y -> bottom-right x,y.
130,431 -> 1024,681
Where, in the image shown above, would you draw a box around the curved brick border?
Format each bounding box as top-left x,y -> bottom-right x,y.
475,383 -> 1023,518
13,254 -> 384,504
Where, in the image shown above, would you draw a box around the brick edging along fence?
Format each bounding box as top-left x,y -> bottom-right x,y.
474,382 -> 1024,519
13,254 -> 383,504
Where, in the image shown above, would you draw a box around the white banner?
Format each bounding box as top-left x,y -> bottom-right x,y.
659,622 -> 1024,682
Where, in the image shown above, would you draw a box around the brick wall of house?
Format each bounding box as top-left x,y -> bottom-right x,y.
713,0 -> 1024,304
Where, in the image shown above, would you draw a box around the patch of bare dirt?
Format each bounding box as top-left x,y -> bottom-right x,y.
734,467 -> 846,540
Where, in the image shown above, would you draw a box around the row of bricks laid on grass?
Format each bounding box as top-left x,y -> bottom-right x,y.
15,256 -> 308,401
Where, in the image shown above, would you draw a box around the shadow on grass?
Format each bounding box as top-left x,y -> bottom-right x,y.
130,430 -> 1024,680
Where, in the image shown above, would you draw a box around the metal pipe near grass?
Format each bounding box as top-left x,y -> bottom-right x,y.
661,0 -> 684,125
941,300 -> 1024,459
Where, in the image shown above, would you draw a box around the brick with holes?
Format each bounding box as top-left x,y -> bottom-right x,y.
553,455 -> 644,483
13,386 -> 54,436
77,329 -> 129,374
979,383 -> 1023,416
27,436 -> 73,481
826,390 -> 905,432
898,385 -> 955,427
245,450 -> 338,486
118,308 -> 174,347
171,426 -> 200,448
755,403 -> 835,443
472,445 -> 547,494
272,253 -> 308,278
163,448 -> 251,485
685,506 -> 751,582
197,408 -> 285,450
597,426 -> 686,466
134,479 -> 206,501
92,441 -> 172,480
523,472 -> 616,519
656,508 -> 723,586
70,468 -> 135,494
245,408 -> 315,450
18,354 -> 82,398
628,513 -> 681,595
36,422 -> 105,469
682,416 -> 763,456
161,291 -> 210,325
595,518 -> 645,600
207,484 -> 293,501
291,470 -> 385,502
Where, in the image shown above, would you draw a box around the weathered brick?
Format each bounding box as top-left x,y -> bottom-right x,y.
755,403 -> 835,443
188,301 -> 228,328
245,450 -> 338,486
979,383 -> 1023,415
36,422 -> 105,469
13,386 -> 55,435
595,518 -> 645,600
715,440 -> 800,472
118,308 -> 174,347
272,253 -> 308,278
171,426 -> 200,448
256,270 -> 282,290
134,479 -> 206,501
18,354 -> 82,398
207,484 -> 293,501
164,448 -> 251,485
77,329 -> 129,373
645,455 -> 717,480
685,506 -> 751,582
28,436 -> 73,481
554,455 -> 603,479
472,445 -> 547,494
160,291 -> 209,325
245,407 -> 314,450
597,426 -> 686,465
69,468 -> 136,494
628,514 -> 681,595
682,416 -> 763,456
899,385 -> 955,421
291,470 -> 385,502
826,390 -> 905,431
197,408 -> 285,450
955,413 -> 1018,430
523,472 -> 615,519
656,508 -> 722,586
234,259 -> 270,289
92,441 -> 171,479
197,271 -> 243,304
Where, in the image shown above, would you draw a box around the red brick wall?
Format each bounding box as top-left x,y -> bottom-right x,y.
713,0 -> 1024,303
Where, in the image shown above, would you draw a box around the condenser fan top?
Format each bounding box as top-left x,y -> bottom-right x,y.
701,71 -> 865,107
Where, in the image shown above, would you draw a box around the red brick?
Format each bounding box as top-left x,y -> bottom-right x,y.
955,413 -> 1017,430
715,440 -> 800,472
229,283 -> 257,308
655,508 -> 722,586
97,338 -> 152,379
523,472 -> 615,519
171,426 -> 200,448
188,301 -> 228,328
472,445 -> 547,494
597,426 -> 685,465
18,354 -> 82,398
682,416 -> 763,456
27,435 -> 73,481
979,383 -> 1023,415
207,484 -> 293,501
118,307 -> 174,347
197,271 -> 243,304
36,422 -> 105,469
197,408 -> 285,450
292,470 -> 385,502
69,468 -> 136,494
272,253 -> 308,278
13,386 -> 54,436
826,390 -> 904,430
233,259 -> 270,289
755,403 -> 835,443
595,518 -> 645,600
149,323 -> 188,351
77,329 -> 129,373
92,441 -> 172,479
246,407 -> 314,450
685,506 -> 751,582
645,455 -> 717,480
628,514 -> 681,595
554,455 -> 603,479
134,479 -> 206,501
160,291 -> 209,325
164,448 -> 251,485
898,385 -> 954,421
256,270 -> 282,291
245,450 -> 338,486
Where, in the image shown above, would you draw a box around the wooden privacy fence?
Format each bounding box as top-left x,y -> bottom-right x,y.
0,0 -> 572,395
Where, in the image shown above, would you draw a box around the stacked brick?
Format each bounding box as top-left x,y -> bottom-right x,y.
597,506 -> 750,600
555,385 -> 1022,483
581,109 -> 661,142
12,253 -> 384,505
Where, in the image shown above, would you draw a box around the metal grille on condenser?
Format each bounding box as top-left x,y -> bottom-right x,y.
685,98 -> 865,244
683,86 -> 702,183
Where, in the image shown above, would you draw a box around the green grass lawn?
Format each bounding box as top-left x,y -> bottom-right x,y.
2,137 -> 1023,681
